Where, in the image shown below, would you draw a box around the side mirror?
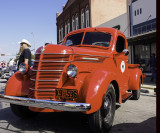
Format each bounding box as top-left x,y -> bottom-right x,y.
122,49 -> 129,56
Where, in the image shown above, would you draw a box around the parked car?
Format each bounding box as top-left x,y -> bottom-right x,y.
0,27 -> 143,133
0,65 -> 17,80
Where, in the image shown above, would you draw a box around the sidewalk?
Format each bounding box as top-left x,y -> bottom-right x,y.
141,75 -> 156,90
140,75 -> 156,95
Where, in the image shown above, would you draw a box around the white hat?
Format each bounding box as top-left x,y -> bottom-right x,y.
18,39 -> 31,47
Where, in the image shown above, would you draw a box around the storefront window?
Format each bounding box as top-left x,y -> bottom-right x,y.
134,44 -> 150,72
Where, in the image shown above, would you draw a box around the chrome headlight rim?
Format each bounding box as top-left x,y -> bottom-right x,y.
67,64 -> 77,78
19,63 -> 28,74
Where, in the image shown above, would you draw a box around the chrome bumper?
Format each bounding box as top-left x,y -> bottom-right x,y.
0,94 -> 91,112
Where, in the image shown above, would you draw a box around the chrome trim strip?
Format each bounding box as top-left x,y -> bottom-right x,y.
32,69 -> 63,72
30,79 -> 60,82
30,88 -> 56,92
33,60 -> 103,63
34,60 -> 71,63
0,94 -> 91,112
35,53 -> 109,58
74,53 -> 109,58
82,57 -> 99,60
35,53 -> 71,55
73,61 -> 103,63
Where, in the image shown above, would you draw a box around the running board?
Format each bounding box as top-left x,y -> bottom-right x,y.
122,93 -> 133,103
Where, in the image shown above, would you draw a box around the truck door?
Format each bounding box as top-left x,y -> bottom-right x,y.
114,35 -> 129,94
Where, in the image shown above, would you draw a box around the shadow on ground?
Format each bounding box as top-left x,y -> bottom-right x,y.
0,105 -> 156,133
111,117 -> 156,133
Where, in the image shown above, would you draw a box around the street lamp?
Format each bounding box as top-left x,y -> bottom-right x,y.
31,32 -> 36,53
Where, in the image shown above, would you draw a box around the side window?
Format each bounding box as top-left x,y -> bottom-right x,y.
116,36 -> 125,53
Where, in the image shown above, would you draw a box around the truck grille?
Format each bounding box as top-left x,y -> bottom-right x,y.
29,54 -> 70,100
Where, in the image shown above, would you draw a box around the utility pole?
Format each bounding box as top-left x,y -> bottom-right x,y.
31,32 -> 36,53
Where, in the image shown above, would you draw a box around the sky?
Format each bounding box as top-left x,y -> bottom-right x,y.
0,0 -> 68,62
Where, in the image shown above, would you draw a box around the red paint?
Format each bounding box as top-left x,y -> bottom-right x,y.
4,27 -> 142,114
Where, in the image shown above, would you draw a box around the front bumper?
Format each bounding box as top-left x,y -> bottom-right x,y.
0,94 -> 91,112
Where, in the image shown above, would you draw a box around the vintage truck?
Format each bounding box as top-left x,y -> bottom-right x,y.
0,27 -> 142,133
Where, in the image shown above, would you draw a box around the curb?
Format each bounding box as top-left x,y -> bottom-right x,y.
141,85 -> 156,90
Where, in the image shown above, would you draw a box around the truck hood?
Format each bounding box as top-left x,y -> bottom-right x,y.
42,44 -> 112,57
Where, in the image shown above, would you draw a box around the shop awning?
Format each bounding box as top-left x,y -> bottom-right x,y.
127,30 -> 156,43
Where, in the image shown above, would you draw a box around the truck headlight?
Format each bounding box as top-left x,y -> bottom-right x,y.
19,63 -> 29,74
67,65 -> 77,77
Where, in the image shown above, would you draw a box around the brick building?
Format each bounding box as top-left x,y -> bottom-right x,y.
56,0 -> 127,44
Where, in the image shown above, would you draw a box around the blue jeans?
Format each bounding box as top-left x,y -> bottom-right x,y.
150,67 -> 156,81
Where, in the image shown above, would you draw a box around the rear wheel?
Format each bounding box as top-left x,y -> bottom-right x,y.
10,104 -> 38,119
88,84 -> 116,133
132,78 -> 141,100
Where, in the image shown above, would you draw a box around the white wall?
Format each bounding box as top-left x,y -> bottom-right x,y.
132,0 -> 156,26
97,13 -> 129,37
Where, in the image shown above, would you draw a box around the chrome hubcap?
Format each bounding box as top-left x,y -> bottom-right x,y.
103,94 -> 112,123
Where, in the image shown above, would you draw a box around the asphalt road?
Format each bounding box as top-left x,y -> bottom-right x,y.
0,79 -> 156,133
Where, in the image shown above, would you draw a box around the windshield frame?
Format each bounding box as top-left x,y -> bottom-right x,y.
63,29 -> 113,49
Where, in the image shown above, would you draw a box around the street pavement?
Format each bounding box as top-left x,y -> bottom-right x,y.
0,78 -> 156,133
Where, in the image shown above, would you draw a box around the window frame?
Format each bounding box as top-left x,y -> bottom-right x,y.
75,13 -> 79,30
68,19 -> 70,33
85,5 -> 90,28
65,21 -> 68,36
115,35 -> 126,53
72,15 -> 75,31
81,8 -> 85,28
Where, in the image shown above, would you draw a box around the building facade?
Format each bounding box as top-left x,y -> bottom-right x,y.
127,0 -> 156,72
56,0 -> 127,44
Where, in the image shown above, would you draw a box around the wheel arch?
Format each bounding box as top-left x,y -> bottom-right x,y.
110,80 -> 119,103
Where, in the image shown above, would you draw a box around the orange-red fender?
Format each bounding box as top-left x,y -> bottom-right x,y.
128,68 -> 142,90
5,71 -> 30,96
79,70 -> 116,114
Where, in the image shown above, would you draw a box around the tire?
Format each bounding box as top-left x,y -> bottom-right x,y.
10,104 -> 38,119
88,84 -> 116,133
132,78 -> 141,100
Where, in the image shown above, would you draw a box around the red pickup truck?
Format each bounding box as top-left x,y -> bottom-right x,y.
0,27 -> 142,133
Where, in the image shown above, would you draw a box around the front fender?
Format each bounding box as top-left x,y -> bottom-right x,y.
79,70 -> 115,114
128,68 -> 142,90
5,71 -> 30,96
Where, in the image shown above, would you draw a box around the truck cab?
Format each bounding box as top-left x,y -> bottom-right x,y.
0,27 -> 142,133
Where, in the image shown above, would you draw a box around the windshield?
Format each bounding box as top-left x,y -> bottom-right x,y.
83,32 -> 111,47
65,32 -> 84,46
65,32 -> 111,47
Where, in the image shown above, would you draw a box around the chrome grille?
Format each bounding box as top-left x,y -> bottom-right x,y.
29,54 -> 70,100
29,54 -> 40,98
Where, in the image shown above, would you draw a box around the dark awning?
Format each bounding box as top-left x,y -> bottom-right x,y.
127,30 -> 156,43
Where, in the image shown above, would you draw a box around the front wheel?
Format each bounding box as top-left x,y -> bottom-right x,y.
10,104 -> 38,119
88,84 -> 116,133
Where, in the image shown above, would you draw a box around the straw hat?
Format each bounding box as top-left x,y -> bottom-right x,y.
18,39 -> 31,47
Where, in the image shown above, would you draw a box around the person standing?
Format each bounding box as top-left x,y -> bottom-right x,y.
17,39 -> 31,70
147,53 -> 156,82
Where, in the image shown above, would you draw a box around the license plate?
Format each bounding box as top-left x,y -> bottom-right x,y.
55,89 -> 78,100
